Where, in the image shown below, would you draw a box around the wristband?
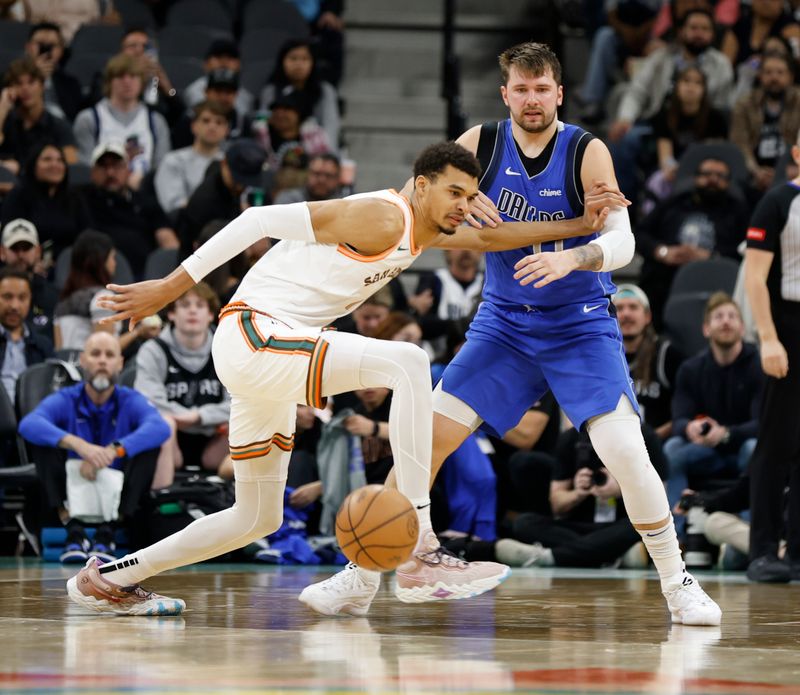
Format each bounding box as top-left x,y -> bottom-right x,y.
111,440 -> 126,458
372,421 -> 380,437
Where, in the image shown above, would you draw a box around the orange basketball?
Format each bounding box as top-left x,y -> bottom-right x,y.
335,485 -> 419,572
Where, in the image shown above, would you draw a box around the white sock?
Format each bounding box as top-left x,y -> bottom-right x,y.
635,517 -> 684,587
587,397 -> 683,586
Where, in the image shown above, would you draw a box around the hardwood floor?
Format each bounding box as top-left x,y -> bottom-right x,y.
0,561 -> 797,694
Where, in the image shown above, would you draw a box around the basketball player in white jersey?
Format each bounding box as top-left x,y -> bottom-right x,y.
65,142 -> 625,615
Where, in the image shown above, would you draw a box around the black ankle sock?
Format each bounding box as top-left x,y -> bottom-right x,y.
65,519 -> 87,546
94,524 -> 115,547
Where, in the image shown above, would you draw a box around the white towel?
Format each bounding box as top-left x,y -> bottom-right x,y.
65,459 -> 124,523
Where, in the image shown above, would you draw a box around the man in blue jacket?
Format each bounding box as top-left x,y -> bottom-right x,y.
19,332 -> 170,564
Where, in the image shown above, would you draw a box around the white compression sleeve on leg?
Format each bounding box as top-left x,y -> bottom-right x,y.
182,203 -> 315,282
588,206 -> 634,272
586,395 -> 683,581
321,331 -> 432,509
97,453 -> 289,586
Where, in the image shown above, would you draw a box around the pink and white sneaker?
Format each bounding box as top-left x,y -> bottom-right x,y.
394,531 -> 510,603
66,557 -> 185,616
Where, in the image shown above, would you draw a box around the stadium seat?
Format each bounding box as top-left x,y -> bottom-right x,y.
165,0 -> 232,32
663,292 -> 711,357
143,248 -> 179,280
0,382 -> 36,486
114,0 -> 156,28
119,363 -> 137,388
241,0 -> 309,36
240,58 -> 275,95
239,28 -> 299,64
16,360 -> 82,420
70,24 -> 126,57
0,20 -> 31,55
64,52 -> 110,92
668,258 -> 741,298
159,55 -> 205,91
157,26 -> 233,58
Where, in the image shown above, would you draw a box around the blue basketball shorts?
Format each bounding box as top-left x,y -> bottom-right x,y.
439,299 -> 639,437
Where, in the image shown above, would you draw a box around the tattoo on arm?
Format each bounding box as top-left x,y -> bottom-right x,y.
570,244 -> 604,271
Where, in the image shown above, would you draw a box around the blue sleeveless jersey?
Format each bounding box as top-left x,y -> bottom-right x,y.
480,119 -> 617,308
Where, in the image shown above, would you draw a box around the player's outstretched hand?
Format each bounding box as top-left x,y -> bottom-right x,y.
583,181 -> 630,231
96,267 -> 195,330
513,250 -> 577,288
466,190 -> 501,229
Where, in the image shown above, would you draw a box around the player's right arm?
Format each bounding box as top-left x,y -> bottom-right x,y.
97,198 -> 403,327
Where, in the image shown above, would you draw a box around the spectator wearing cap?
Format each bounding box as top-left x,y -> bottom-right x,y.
177,139 -> 267,260
253,91 -> 330,180
0,57 -> 78,179
183,39 -> 254,122
260,38 -> 340,150
154,101 -> 228,217
612,284 -> 685,440
171,68 -> 249,149
73,54 -> 172,181
274,153 -> 342,204
0,218 -> 58,342
24,21 -> 83,122
79,141 -> 178,278
0,267 -> 52,403
2,141 -> 91,264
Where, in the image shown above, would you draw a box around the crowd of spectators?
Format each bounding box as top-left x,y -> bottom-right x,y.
0,0 -> 794,584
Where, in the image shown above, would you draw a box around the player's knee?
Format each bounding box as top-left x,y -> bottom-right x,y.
251,503 -> 283,539
395,342 -> 431,383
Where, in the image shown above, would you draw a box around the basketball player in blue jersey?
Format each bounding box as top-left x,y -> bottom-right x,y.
305,43 -> 721,626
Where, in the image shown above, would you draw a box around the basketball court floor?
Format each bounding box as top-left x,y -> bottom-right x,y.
0,560 -> 798,694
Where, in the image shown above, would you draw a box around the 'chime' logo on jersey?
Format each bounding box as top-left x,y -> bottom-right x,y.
497,186 -> 566,222
364,266 -> 403,285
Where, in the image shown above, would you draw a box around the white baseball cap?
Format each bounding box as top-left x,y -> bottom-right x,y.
1,218 -> 39,248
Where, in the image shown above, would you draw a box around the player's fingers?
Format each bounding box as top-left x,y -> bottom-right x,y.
465,212 -> 482,229
513,263 -> 541,280
513,254 -> 539,271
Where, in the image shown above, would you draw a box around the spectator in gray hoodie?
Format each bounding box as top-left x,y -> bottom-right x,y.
134,282 -> 230,487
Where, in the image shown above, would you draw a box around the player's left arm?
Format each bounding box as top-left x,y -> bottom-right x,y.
513,139 -> 635,287
432,179 -> 629,251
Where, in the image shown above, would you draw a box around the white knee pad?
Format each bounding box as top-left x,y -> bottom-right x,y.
587,395 -> 669,523
432,381 -> 483,433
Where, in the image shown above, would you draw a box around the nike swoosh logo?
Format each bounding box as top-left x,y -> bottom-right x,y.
583,304 -> 602,313
397,246 -> 409,251
505,166 -> 521,176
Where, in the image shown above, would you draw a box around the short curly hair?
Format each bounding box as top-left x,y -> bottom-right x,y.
412,142 -> 481,182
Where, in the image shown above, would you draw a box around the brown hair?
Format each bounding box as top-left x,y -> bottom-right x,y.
667,65 -> 711,139
704,291 -> 740,323
103,53 -> 145,97
5,57 -> 44,86
372,312 -> 418,341
192,99 -> 230,121
166,281 -> 220,316
498,42 -> 562,85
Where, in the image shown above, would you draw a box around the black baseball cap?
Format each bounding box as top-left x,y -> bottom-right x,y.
206,67 -> 239,91
225,139 -> 267,188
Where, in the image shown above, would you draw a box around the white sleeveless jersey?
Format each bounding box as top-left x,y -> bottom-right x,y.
94,100 -> 155,170
231,189 -> 420,328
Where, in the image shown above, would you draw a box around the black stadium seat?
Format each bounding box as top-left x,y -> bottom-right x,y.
165,0 -> 232,32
